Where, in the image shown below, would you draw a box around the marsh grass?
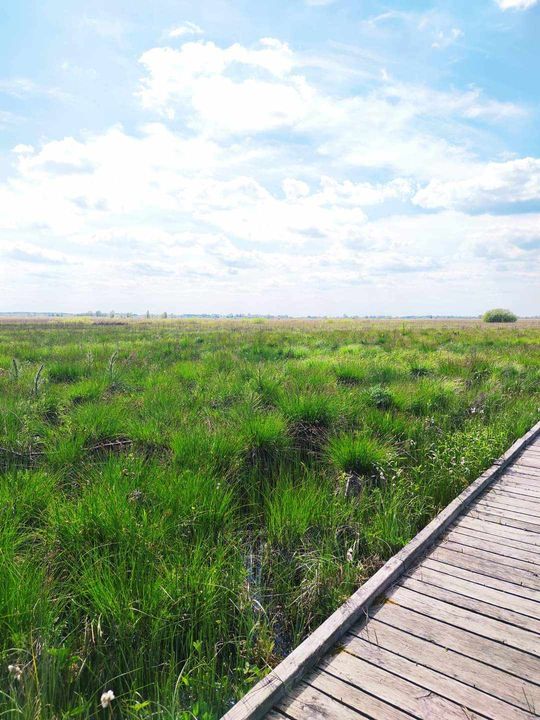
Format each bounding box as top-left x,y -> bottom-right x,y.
0,317 -> 538,718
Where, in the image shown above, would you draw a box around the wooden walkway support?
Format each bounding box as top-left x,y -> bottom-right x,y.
223,421 -> 540,720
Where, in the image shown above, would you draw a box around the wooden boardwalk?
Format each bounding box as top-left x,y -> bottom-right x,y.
224,422 -> 540,720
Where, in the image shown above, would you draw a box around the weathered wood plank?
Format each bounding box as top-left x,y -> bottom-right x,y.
428,545 -> 540,590
501,466 -> 540,479
439,538 -> 539,572
421,557 -> 540,602
521,450 -> 540,461
505,464 -> 540,479
497,476 -> 540,491
467,508 -> 540,534
347,620 -> 540,712
369,600 -> 540,683
443,528 -> 540,564
476,491 -> 540,511
320,650 -> 487,720
405,563 -> 540,620
284,674 -> 411,720
399,574 -> 540,632
453,515 -> 540,549
482,491 -> 540,513
493,482 -> 540,499
341,636 -> 537,719
514,457 -> 540,470
469,504 -> 540,528
277,682 -> 372,720
386,585 -> 540,654
454,514 -> 540,547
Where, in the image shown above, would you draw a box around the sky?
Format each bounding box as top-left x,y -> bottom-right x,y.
0,0 -> 539,316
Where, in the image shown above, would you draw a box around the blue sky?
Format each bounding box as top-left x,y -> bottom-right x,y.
0,0 -> 539,315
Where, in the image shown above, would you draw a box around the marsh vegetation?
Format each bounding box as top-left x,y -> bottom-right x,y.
1,318 -> 539,718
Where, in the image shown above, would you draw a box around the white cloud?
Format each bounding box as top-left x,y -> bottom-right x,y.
167,22 -> 203,38
496,0 -> 539,9
12,144 -> 34,155
136,37 -> 526,182
414,157 -> 540,210
0,35 -> 537,314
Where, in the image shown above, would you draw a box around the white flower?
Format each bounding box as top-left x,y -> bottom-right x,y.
8,664 -> 23,681
100,690 -> 115,709
346,547 -> 354,563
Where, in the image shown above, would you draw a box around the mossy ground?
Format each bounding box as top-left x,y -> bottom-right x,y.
0,317 -> 539,718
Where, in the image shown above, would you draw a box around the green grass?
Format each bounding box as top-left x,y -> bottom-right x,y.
0,317 -> 538,718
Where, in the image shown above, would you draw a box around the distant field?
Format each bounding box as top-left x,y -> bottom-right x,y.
1,318 -> 539,718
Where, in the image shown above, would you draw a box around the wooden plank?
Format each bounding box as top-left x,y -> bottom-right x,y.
306,673 -> 413,720
288,674 -> 412,720
505,465 -> 540,479
440,538 -> 539,572
468,508 -> 540,534
469,504 -> 540,528
454,515 -> 540,548
406,563 -> 540,621
497,477 -> 540,492
347,619 -> 540,712
221,421 -> 540,720
320,650 -> 487,720
475,499 -> 540,520
521,450 -> 540,460
277,681 -> 373,720
493,482 -> 540,499
369,600 -> 540,683
514,457 -> 540,470
445,528 -> 540,564
501,467 -> 540,479
386,585 -> 540,654
453,515 -> 540,549
428,545 -> 540,590
421,557 -> 540,603
477,492 -> 540,513
485,490 -> 540,512
400,574 -> 540,632
341,636 -> 537,719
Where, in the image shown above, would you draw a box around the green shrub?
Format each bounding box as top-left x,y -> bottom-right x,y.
483,308 -> 517,323
368,384 -> 395,410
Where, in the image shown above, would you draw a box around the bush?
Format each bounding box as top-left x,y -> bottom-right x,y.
368,384 -> 395,410
483,309 -> 517,323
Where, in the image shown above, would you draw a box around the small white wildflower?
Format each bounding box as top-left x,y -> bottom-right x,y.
8,664 -> 22,681
346,547 -> 354,563
100,690 -> 115,709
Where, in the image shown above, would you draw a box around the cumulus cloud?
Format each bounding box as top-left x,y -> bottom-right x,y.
413,157 -> 540,210
0,34 -> 538,313
136,37 -> 525,181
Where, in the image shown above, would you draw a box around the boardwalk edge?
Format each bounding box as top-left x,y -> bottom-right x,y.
221,419 -> 540,720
